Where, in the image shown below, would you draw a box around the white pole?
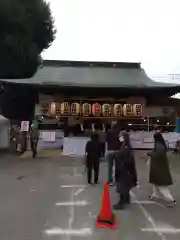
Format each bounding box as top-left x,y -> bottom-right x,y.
147,116 -> 150,132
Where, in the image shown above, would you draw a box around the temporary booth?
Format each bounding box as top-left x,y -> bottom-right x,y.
0,115 -> 10,149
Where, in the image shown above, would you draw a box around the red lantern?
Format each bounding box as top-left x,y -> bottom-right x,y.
123,104 -> 133,116
82,103 -> 91,116
71,102 -> 80,115
92,103 -> 101,117
102,104 -> 111,117
61,102 -> 70,115
113,104 -> 123,117
133,104 -> 143,116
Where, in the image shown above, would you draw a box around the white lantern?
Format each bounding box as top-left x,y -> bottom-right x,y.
82,103 -> 91,116
133,104 -> 143,116
71,102 -> 80,115
113,104 -> 123,117
50,102 -> 56,115
102,104 -> 111,117
123,104 -> 133,116
61,102 -> 70,115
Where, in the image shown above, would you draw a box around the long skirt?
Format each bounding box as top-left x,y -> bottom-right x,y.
151,185 -> 174,201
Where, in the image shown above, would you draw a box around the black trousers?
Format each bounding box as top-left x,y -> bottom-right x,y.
30,138 -> 38,158
87,160 -> 100,184
119,191 -> 130,204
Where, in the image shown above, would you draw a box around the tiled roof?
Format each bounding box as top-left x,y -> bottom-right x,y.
0,60 -> 179,89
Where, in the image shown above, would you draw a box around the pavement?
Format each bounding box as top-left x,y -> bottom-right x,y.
0,151 -> 180,240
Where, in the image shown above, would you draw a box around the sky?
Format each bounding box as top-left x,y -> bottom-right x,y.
43,0 -> 180,81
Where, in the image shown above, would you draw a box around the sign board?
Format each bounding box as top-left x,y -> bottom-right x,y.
21,121 -> 29,132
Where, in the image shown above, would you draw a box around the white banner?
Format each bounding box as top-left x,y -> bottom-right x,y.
21,121 -> 29,132
63,137 -> 89,156
62,132 -> 180,156
42,132 -> 55,142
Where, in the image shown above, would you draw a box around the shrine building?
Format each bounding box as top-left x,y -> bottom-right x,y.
1,60 -> 180,132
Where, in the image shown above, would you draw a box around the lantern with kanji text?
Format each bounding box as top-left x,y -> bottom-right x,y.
71,102 -> 80,115
82,103 -> 91,116
113,104 -> 123,117
50,102 -> 56,115
123,104 -> 134,116
61,102 -> 70,115
102,104 -> 112,117
133,104 -> 143,116
92,103 -> 101,117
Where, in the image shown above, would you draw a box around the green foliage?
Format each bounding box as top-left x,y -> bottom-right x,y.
0,0 -> 56,78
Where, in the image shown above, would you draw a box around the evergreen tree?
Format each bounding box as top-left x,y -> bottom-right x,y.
0,0 -> 56,78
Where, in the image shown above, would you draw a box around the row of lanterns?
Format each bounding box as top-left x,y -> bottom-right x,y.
50,102 -> 143,117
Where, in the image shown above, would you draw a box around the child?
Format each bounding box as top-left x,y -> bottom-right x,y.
85,133 -> 102,185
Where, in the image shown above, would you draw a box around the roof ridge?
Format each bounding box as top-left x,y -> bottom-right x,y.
43,60 -> 141,69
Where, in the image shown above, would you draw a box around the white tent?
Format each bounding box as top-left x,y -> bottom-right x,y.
0,115 -> 10,149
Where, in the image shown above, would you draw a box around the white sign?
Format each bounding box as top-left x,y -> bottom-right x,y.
21,121 -> 29,132
143,138 -> 153,143
42,132 -> 55,142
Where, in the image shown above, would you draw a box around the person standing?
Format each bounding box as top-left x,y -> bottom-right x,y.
113,132 -> 137,210
106,124 -> 121,185
29,119 -> 39,158
147,132 -> 176,207
85,133 -> 102,185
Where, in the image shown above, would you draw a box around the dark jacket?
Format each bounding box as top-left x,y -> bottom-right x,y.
115,145 -> 137,193
106,128 -> 121,151
148,143 -> 173,186
85,140 -> 102,167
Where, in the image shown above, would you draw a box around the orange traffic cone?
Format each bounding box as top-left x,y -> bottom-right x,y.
96,183 -> 118,229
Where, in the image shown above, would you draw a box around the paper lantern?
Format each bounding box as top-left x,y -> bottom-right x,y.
102,104 -> 112,117
113,104 -> 123,117
71,102 -> 80,115
133,104 -> 143,116
82,103 -> 91,116
50,102 -> 56,115
92,103 -> 101,117
123,104 -> 133,116
61,102 -> 70,115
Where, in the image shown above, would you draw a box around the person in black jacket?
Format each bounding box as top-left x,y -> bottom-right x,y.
147,132 -> 176,207
113,132 -> 137,210
106,124 -> 121,185
85,133 -> 102,185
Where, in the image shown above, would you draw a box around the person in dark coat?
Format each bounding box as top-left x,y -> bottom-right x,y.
147,132 -> 176,207
106,124 -> 121,185
85,133 -> 102,185
113,132 -> 137,210
29,120 -> 39,158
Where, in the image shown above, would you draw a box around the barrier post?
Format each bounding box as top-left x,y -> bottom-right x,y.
176,112 -> 180,133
